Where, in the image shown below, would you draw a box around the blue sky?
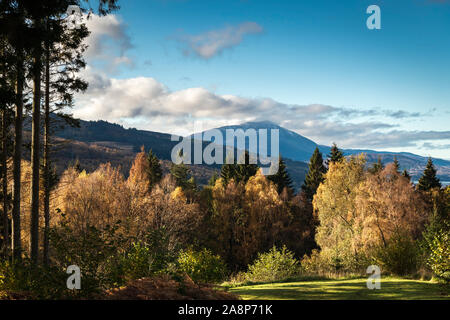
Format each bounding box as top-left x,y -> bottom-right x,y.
75,0 -> 450,159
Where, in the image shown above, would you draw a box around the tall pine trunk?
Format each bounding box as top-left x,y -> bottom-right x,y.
1,108 -> 8,254
12,16 -> 24,261
30,20 -> 42,264
43,35 -> 50,265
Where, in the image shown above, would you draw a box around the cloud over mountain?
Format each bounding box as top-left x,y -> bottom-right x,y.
74,72 -> 450,153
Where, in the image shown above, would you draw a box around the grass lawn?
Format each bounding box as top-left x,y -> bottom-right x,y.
228,277 -> 450,300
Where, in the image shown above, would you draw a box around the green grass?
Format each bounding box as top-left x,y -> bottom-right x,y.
228,277 -> 450,300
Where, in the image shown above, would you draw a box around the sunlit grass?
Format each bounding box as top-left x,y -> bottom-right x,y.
228,277 -> 450,300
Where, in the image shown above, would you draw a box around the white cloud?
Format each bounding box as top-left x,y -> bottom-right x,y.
175,22 -> 263,59
84,14 -> 133,72
74,71 -> 450,152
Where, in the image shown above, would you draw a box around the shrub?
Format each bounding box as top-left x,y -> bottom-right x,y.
49,218 -> 125,292
374,234 -> 420,276
427,230 -> 450,282
177,248 -> 227,284
245,246 -> 299,283
117,229 -> 180,283
0,260 -> 72,299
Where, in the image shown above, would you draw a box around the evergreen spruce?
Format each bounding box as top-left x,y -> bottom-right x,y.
221,151 -> 258,185
220,163 -> 236,184
402,169 -> 411,181
368,156 -> 384,174
268,157 -> 293,194
418,157 -> 441,191
170,163 -> 192,190
147,149 -> 162,190
393,156 -> 400,173
326,143 -> 344,166
302,147 -> 326,201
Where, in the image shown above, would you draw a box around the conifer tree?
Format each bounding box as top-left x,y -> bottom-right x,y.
393,156 -> 400,173
418,157 -> 441,191
402,169 -> 411,181
170,163 -> 195,191
221,151 -> 258,185
236,151 -> 258,184
220,163 -> 236,184
368,156 -> 384,174
326,143 -> 344,166
302,147 -> 326,201
146,149 -> 162,190
268,157 -> 293,194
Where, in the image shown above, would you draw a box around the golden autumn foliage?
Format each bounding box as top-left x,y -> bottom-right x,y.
313,156 -> 429,272
209,170 -> 305,269
52,158 -> 203,248
354,163 -> 427,251
313,155 -> 367,264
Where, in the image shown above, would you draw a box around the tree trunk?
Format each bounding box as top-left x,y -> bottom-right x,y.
43,36 -> 50,265
30,20 -> 42,264
1,108 -> 8,254
12,24 -> 24,261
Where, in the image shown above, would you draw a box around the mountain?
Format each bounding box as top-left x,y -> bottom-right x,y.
197,121 -> 450,181
50,119 -> 450,190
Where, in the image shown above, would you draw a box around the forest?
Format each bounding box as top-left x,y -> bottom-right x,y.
0,1 -> 449,300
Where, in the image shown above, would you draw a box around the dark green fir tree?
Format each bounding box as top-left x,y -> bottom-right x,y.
326,143 -> 344,166
302,147 -> 326,201
417,157 -> 441,191
147,149 -> 162,190
268,157 -> 293,194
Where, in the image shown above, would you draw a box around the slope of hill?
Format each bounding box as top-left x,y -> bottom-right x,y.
199,121 -> 450,181
50,119 -> 450,190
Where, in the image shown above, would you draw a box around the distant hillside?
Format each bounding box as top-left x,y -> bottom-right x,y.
49,119 -> 450,190
51,120 -> 308,189
200,121 -> 450,181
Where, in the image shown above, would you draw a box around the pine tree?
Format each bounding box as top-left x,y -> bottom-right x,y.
170,163 -> 195,191
302,147 -> 326,201
368,156 -> 384,174
402,169 -> 411,181
326,143 -> 344,166
418,157 -> 441,191
268,157 -> 293,194
236,151 -> 258,184
220,163 -> 235,184
393,156 -> 400,173
221,151 -> 258,185
146,149 -> 162,190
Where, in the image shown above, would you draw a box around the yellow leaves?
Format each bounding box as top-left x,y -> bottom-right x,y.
171,186 -> 186,202
245,170 -> 281,206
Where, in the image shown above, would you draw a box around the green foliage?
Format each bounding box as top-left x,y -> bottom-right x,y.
426,230 -> 450,282
0,259 -> 73,299
170,163 -> 196,191
374,234 -> 420,276
268,157 -> 293,194
418,157 -> 441,191
220,151 -> 258,185
49,218 -> 125,292
116,231 -> 179,283
326,143 -> 344,166
147,149 -> 162,190
368,156 -> 384,174
245,246 -> 300,283
177,248 -> 227,284
302,147 -> 326,201
300,248 -> 370,276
